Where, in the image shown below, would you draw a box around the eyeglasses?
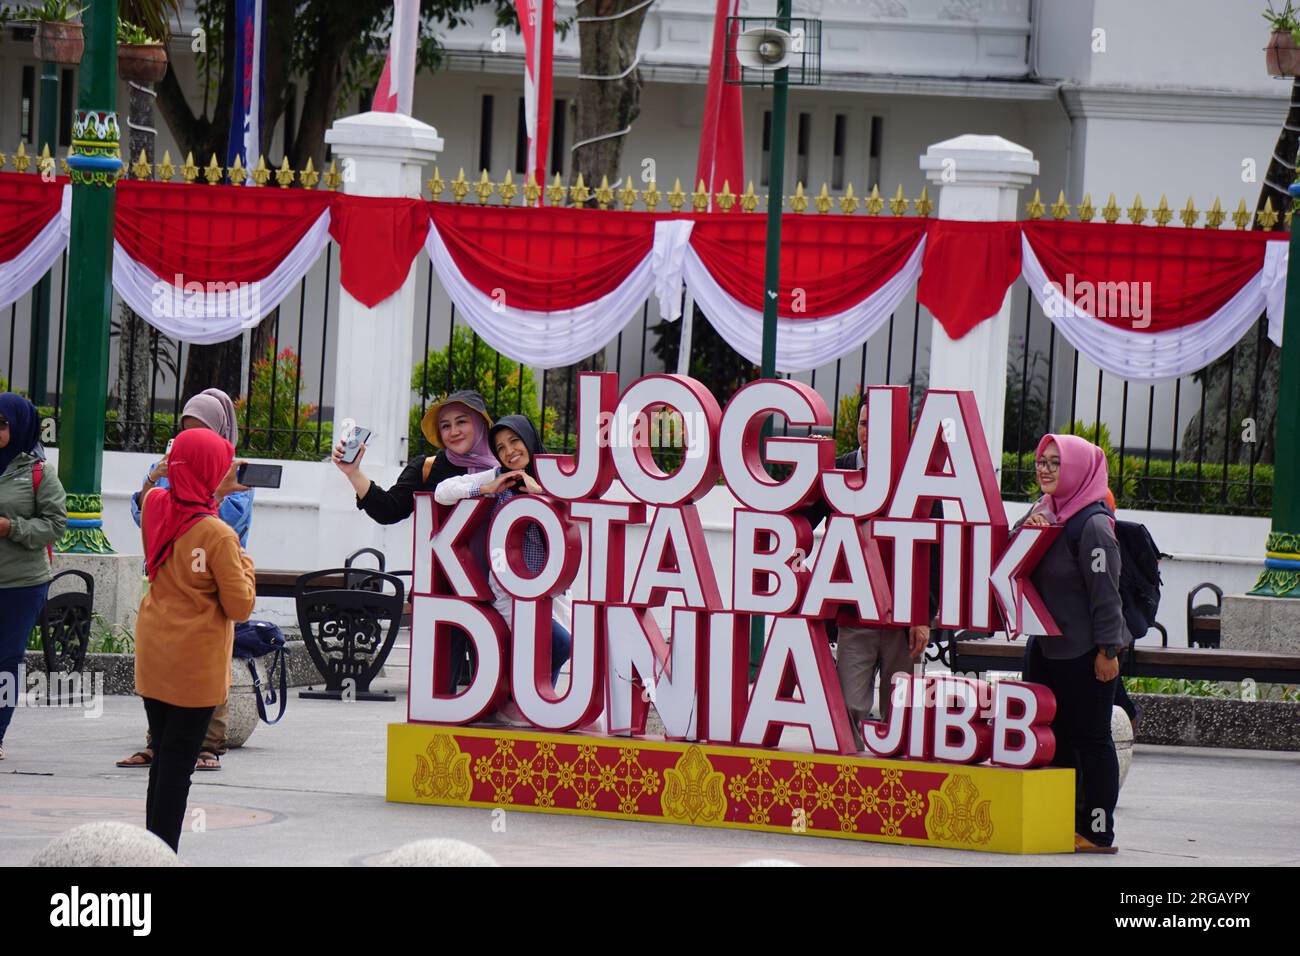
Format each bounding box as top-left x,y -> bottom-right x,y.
1034,458 -> 1061,473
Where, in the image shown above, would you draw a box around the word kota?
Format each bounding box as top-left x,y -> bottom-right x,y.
408,375 -> 1062,763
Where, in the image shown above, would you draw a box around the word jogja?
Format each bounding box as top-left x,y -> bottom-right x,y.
407,374 -> 1062,766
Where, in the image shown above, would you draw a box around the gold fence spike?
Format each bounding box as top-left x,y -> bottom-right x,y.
300,157 -> 320,189
59,155 -> 69,177
275,157 -> 295,187
618,175 -> 638,210
227,154 -> 247,186
1049,190 -> 1070,221
889,184 -> 909,216
204,153 -> 223,184
498,169 -> 517,205
1231,198 -> 1251,229
667,178 -> 686,212
789,181 -> 808,213
716,179 -> 736,213
14,142 -> 30,173
181,151 -> 199,183
324,159 -> 342,191
839,182 -> 859,214
545,173 -> 566,206
451,168 -> 470,203
1205,198 -> 1225,228
38,143 -> 55,178
914,184 -> 934,218
1179,197 -> 1199,227
740,180 -> 759,213
157,150 -> 175,182
522,171 -> 540,206
427,166 -> 445,200
1101,193 -> 1121,224
643,179 -> 661,211
1287,207 -> 1295,230
1151,194 -> 1172,226
691,178 -> 710,213
814,183 -> 833,214
40,142 -> 51,160
1127,193 -> 1147,224
596,174 -> 614,210
865,183 -> 884,216
0,149 -> 7,169
1024,188 -> 1045,220
569,172 -> 590,206
1077,193 -> 1096,222
251,155 -> 271,186
474,169 -> 493,204
1258,196 -> 1280,230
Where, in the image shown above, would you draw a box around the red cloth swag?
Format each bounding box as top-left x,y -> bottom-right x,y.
1022,219 -> 1275,332
115,180 -> 330,285
917,219 -> 1022,340
0,172 -> 64,264
328,195 -> 430,307
689,214 -> 927,318
429,203 -> 660,311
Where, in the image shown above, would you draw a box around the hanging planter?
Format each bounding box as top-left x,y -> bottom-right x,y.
118,43 -> 168,83
1266,29 -> 1300,76
32,20 -> 84,65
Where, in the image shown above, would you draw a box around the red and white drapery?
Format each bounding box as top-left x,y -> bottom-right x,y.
0,171 -> 1288,381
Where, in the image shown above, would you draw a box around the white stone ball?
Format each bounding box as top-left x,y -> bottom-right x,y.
377,839 -> 499,867
30,822 -> 179,867
1112,705 -> 1134,788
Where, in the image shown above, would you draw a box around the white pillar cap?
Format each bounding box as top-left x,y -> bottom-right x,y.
919,134 -> 1039,189
325,111 -> 445,164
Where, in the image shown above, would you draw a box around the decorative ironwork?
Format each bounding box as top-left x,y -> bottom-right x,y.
596,174 -> 615,210
1024,188 -> 1045,220
1180,197 -> 1200,227
839,182 -> 859,215
295,568 -> 405,701
889,184 -> 909,216
1258,197 -> 1280,230
1049,190 -> 1070,221
474,169 -> 493,204
39,570 -> 94,675
914,185 -> 934,218
1205,198 -> 1226,228
667,178 -> 686,212
789,181 -> 808,213
864,183 -> 885,216
498,169 -> 517,204
1152,194 -> 1173,226
1127,193 -> 1147,224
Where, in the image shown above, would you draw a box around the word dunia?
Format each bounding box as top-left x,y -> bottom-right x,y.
409,375 -> 1062,766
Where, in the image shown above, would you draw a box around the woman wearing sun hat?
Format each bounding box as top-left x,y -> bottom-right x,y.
333,389 -> 495,686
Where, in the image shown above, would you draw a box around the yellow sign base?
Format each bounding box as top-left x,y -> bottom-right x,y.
387,723 -> 1075,854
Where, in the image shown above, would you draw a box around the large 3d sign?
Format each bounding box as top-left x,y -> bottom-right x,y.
406,374 -> 1061,767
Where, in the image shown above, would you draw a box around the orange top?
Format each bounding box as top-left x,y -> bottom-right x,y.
134,501 -> 256,708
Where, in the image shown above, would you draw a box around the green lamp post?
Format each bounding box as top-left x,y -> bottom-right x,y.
725,6 -> 820,671
56,0 -> 121,554
1248,167 -> 1300,596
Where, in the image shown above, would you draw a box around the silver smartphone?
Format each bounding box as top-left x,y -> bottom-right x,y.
341,425 -> 371,464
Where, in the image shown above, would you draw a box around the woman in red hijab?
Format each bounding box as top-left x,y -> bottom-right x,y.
135,428 -> 256,853
1021,433 -> 1127,854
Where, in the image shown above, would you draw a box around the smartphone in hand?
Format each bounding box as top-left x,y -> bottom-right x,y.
236,462 -> 283,489
341,425 -> 371,464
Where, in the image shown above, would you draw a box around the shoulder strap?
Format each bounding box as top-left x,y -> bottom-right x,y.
247,649 -> 289,725
421,455 -> 435,484
31,460 -> 53,563
1064,501 -> 1111,554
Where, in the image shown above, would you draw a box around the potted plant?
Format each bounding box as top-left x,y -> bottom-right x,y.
26,0 -> 86,66
1265,1 -> 1300,76
117,18 -> 167,83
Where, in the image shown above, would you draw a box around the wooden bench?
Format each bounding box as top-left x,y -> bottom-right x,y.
949,636 -> 1300,684
255,569 -> 413,623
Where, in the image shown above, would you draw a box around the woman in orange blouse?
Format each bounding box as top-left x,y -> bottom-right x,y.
135,428 -> 256,852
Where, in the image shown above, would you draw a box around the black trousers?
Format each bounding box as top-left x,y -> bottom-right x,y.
1023,641 -> 1120,846
142,697 -> 215,853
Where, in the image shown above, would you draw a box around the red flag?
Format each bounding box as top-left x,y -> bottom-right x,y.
517,0 -> 554,203
696,0 -> 744,208
372,0 -> 420,114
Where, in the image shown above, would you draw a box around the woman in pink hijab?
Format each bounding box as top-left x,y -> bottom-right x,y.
1021,433 -> 1128,854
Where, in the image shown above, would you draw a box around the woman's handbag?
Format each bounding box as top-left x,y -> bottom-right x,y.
233,620 -> 289,724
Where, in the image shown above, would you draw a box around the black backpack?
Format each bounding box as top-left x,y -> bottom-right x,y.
1064,501 -> 1165,642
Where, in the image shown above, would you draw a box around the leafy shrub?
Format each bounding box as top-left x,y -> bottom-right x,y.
235,344 -> 330,460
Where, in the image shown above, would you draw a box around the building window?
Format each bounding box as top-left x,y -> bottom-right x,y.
58,69 -> 75,147
281,83 -> 297,160
478,94 -> 494,172
515,96 -> 528,174
832,113 -> 847,190
760,110 -> 771,187
549,99 -> 566,179
869,115 -> 882,189
21,66 -> 35,144
795,112 -> 811,186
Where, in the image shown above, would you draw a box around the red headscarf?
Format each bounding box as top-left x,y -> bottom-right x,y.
1034,433 -> 1112,524
143,428 -> 233,580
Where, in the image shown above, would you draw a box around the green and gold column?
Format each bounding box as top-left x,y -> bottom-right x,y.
1249,169 -> 1300,596
55,0 -> 120,554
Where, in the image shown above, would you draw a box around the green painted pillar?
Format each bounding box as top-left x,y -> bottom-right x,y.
56,0 -> 120,554
1248,173 -> 1300,596
750,0 -> 793,674
29,63 -> 59,405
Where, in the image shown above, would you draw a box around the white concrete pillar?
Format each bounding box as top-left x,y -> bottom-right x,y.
919,134 -> 1038,470
323,111 -> 444,473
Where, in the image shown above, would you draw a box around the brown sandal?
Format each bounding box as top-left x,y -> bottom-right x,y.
1075,833 -> 1119,854
116,750 -> 153,768
195,752 -> 222,771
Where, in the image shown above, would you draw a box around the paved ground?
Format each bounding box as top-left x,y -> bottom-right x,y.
2,675 -> 1297,867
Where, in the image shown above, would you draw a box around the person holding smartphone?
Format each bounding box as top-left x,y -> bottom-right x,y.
117,388 -> 250,772
333,389 -> 497,689
434,415 -> 573,717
